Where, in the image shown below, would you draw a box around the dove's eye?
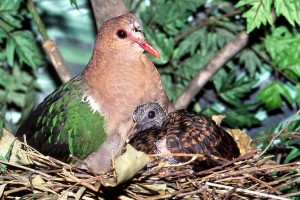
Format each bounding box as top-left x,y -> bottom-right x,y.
117,29 -> 127,39
148,111 -> 155,119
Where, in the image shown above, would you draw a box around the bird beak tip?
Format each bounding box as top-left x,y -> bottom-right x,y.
135,38 -> 160,59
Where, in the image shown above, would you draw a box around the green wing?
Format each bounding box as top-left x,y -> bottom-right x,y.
16,76 -> 107,163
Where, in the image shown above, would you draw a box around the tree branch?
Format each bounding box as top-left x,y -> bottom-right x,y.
174,9 -> 242,42
90,0 -> 128,30
27,0 -> 73,83
174,31 -> 249,109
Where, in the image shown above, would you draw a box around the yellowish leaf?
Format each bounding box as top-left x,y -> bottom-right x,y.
131,183 -> 173,195
226,129 -> 256,155
212,115 -> 226,126
32,175 -> 45,185
0,129 -> 33,165
114,144 -> 150,185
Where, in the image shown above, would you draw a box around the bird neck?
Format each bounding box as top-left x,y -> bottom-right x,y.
83,45 -> 145,78
82,48 -> 163,110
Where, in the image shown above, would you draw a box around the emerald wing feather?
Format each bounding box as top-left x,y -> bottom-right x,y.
16,76 -> 107,163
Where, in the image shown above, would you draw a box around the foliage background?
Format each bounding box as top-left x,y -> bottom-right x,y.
0,0 -> 300,174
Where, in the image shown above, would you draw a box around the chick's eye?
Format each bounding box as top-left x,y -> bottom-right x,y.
148,111 -> 155,119
117,30 -> 127,39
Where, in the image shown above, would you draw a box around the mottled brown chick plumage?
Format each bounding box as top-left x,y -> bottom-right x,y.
130,102 -> 240,170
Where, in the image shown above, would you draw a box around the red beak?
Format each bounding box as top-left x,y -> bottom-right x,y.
134,38 -> 160,58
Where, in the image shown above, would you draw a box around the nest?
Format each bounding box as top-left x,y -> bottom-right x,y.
1,128 -> 299,200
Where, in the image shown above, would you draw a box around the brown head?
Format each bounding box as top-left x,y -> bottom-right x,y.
93,13 -> 159,60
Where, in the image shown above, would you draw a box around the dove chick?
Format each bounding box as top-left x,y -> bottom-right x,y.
130,102 -> 240,170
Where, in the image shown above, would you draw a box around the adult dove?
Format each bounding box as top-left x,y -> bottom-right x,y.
130,102 -> 240,170
16,14 -> 173,172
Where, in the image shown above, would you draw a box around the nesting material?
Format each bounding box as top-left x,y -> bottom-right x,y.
0,129 -> 299,199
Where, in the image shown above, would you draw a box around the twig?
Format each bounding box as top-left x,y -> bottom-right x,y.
144,187 -> 194,200
282,190 -> 300,198
175,184 -> 208,198
174,31 -> 249,109
158,169 -> 193,178
205,182 -> 289,200
274,176 -> 300,190
255,109 -> 300,160
27,0 -> 73,83
148,153 -> 205,158
224,185 -> 238,199
62,168 -> 99,192
244,173 -> 280,194
174,9 -> 242,42
252,131 -> 300,143
268,173 -> 300,186
208,162 -> 299,181
0,160 -> 51,178
196,150 -> 257,176
3,186 -> 30,196
42,40 -> 73,83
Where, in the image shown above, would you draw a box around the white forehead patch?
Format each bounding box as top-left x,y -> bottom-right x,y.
132,21 -> 142,32
134,21 -> 140,29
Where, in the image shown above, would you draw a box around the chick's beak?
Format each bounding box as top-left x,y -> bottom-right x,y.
134,38 -> 160,58
126,123 -> 143,143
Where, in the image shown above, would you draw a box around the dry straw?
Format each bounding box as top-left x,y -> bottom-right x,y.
1,111 -> 300,199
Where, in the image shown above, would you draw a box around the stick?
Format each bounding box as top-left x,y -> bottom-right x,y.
0,160 -> 51,178
27,0 -> 73,83
62,168 -> 99,192
206,182 -> 289,200
175,184 -> 208,198
174,31 -> 249,109
255,109 -> 300,160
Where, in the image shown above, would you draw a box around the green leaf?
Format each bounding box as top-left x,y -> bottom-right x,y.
201,107 -> 220,117
296,84 -> 300,108
173,29 -> 204,59
274,0 -> 300,26
239,49 -> 262,77
11,31 -> 43,69
216,20 -> 245,32
284,147 -> 300,163
215,27 -> 234,48
257,81 -> 293,110
177,51 -> 211,80
141,0 -> 205,36
0,0 -> 21,11
265,26 -> 300,81
6,37 -> 15,66
0,67 -> 36,110
144,28 -> 174,65
213,68 -> 258,106
160,74 -> 185,101
0,117 -> 3,138
224,109 -> 260,128
213,68 -> 227,93
236,0 -> 273,33
69,0 -> 79,10
0,154 -> 7,174
0,0 -> 23,30
0,18 -> 15,34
